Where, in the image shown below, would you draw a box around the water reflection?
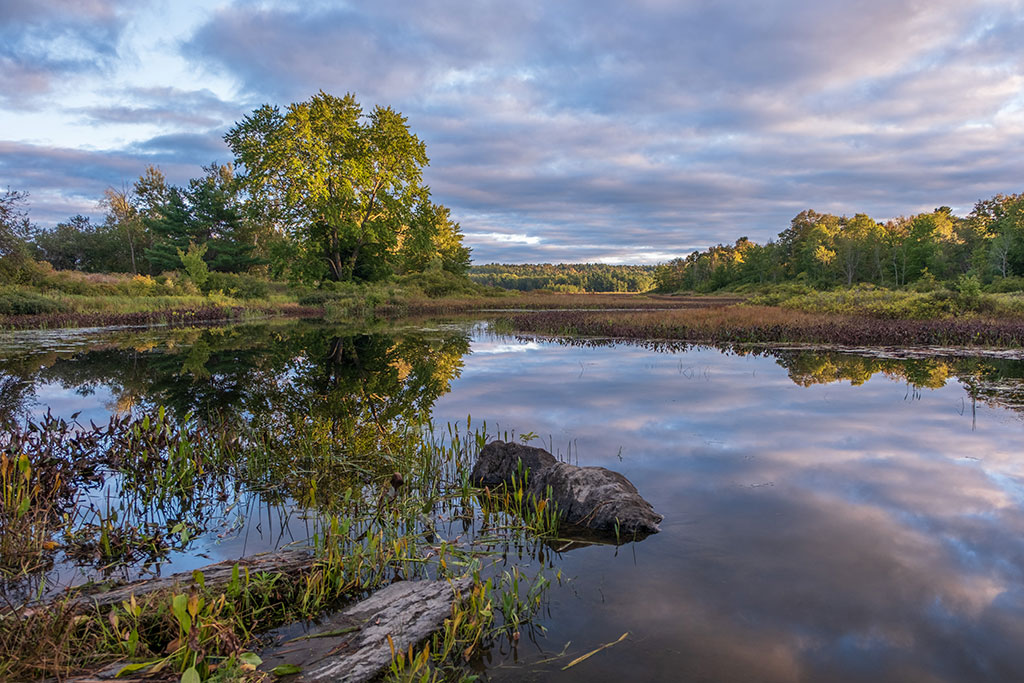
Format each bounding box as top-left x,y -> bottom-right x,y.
5,324 -> 1024,680
0,321 -> 470,427
429,335 -> 1024,682
0,322 -> 471,599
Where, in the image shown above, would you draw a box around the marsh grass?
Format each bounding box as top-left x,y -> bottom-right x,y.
502,304 -> 1024,347
0,451 -> 61,577
396,291 -> 737,318
0,407 -> 570,681
0,302 -> 321,331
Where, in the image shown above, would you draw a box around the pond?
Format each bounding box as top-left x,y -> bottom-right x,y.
3,318 -> 1024,682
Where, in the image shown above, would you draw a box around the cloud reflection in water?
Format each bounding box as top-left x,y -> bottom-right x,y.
433,337 -> 1024,682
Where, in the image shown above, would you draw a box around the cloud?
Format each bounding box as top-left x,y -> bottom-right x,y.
72,87 -> 249,130
133,132 -> 231,163
3,0 -> 1024,261
177,0 -> 1024,262
0,139 -> 209,225
0,0 -> 133,109
428,335 -> 1024,678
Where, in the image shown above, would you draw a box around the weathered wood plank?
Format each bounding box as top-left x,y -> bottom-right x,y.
17,548 -> 312,618
259,578 -> 472,682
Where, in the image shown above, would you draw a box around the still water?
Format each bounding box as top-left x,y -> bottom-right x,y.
3,319 -> 1024,681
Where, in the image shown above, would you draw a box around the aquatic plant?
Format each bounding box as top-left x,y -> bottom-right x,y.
0,407 -> 569,681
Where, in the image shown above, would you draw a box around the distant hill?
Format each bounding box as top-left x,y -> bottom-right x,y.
469,263 -> 656,292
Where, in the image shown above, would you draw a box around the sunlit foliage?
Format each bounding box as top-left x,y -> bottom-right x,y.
656,194 -> 1024,293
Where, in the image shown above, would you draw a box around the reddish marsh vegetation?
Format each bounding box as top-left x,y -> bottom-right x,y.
502,305 -> 1024,348
0,303 -> 321,331
397,292 -> 740,317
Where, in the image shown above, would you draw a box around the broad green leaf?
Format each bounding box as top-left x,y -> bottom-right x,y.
239,652 -> 262,667
171,594 -> 191,634
271,663 -> 302,675
116,661 -> 155,677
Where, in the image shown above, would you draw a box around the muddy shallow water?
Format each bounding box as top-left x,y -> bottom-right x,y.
3,319 -> 1024,682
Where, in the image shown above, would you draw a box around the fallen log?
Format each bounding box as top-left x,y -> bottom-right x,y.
16,548 -> 312,618
258,578 -> 473,682
58,575 -> 471,683
471,440 -> 662,537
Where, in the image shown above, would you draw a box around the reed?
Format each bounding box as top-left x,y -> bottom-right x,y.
0,408 -> 564,681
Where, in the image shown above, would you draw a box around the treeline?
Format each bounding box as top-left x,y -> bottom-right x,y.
470,263 -> 656,292
19,164 -> 264,279
0,92 -> 471,290
655,195 -> 1024,292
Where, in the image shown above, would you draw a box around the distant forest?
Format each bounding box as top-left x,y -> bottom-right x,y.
469,263 -> 656,292
655,193 -> 1024,292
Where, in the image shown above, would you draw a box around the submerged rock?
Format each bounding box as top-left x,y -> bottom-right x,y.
471,440 -> 663,538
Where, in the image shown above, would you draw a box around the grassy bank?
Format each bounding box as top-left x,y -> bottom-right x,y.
491,284 -> 1024,349
1,264 -> 740,332
744,282 -> 1024,319
0,268 -> 301,331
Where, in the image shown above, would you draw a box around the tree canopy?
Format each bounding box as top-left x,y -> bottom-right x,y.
144,164 -> 263,274
655,194 -> 1024,293
469,263 -> 655,292
20,94 -> 469,287
225,91 -> 466,283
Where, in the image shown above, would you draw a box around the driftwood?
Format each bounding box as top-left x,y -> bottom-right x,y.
472,441 -> 662,537
259,578 -> 473,682
57,560 -> 468,683
19,548 -> 312,618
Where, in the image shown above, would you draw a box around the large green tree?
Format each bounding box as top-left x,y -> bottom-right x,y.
834,214 -> 878,285
225,92 -> 434,282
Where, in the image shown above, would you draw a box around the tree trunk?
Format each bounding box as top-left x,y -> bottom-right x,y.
346,238 -> 364,281
125,225 -> 138,274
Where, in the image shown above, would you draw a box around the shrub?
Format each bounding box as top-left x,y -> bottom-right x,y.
125,274 -> 159,296
954,273 -> 983,310
203,272 -> 270,300
0,289 -> 66,315
297,290 -> 345,306
177,242 -> 209,289
156,271 -> 200,296
751,285 -> 969,319
984,276 -> 1024,293
22,268 -> 182,297
745,283 -> 816,307
986,293 -> 1024,317
911,268 -> 939,292
398,269 -> 480,298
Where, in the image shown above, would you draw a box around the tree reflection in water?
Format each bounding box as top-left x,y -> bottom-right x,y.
0,321 -> 470,430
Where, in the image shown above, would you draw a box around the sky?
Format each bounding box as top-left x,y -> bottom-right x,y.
1,0 -> 1023,264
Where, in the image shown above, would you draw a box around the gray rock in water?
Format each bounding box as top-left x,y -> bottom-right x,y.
471,440 -> 662,537
470,440 -> 557,487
